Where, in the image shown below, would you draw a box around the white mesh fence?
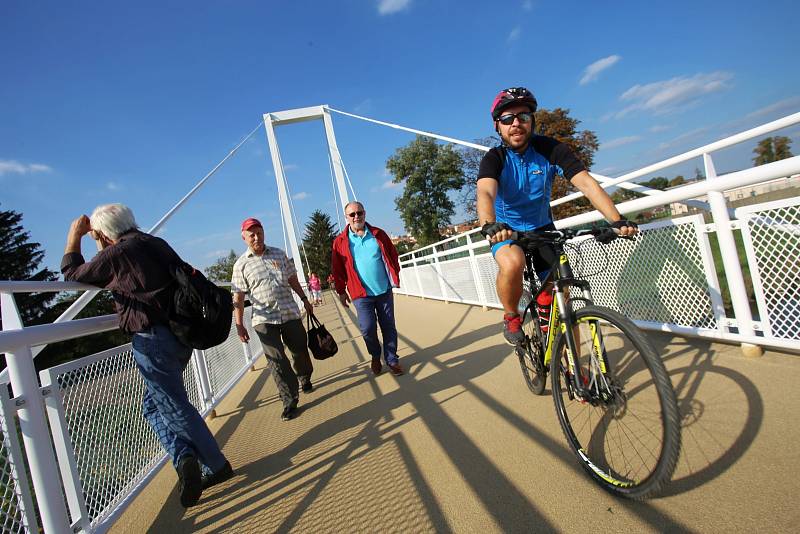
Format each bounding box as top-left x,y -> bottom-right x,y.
0,386 -> 37,534
33,308 -> 262,529
738,197 -> 800,340
396,216 -> 727,335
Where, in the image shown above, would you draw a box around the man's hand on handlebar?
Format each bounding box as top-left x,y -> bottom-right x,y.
481,221 -> 514,244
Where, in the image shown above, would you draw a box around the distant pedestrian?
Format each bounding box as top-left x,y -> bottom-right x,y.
61,203 -> 233,508
308,272 -> 323,305
331,201 -> 403,376
231,217 -> 315,421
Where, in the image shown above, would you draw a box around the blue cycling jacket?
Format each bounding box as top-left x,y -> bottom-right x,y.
478,135 -> 585,231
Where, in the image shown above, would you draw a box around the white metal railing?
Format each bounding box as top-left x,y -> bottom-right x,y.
0,282 -> 263,533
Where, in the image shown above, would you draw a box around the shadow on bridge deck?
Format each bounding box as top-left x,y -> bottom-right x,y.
112,292 -> 799,533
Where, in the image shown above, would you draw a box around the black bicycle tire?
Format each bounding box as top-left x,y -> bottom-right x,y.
518,302 -> 547,395
550,305 -> 681,499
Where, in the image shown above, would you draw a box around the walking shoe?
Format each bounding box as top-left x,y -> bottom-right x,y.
281,406 -> 295,421
387,362 -> 404,376
503,313 -> 525,346
201,461 -> 234,490
302,381 -> 314,393
370,359 -> 383,375
177,455 -> 202,508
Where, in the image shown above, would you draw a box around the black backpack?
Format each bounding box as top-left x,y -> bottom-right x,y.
168,264 -> 233,349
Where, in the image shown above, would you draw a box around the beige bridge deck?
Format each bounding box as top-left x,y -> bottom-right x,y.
112,293 -> 799,533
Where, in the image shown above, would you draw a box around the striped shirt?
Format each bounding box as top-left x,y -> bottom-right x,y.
231,246 -> 300,326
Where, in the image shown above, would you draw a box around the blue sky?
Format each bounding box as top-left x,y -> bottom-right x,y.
2,0 -> 799,274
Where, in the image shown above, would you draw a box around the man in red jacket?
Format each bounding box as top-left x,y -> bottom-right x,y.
331,201 -> 403,376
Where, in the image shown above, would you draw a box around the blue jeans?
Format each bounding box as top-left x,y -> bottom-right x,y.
132,325 -> 227,474
353,290 -> 399,366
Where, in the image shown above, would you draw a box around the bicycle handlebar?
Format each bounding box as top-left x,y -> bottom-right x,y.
511,226 -> 631,248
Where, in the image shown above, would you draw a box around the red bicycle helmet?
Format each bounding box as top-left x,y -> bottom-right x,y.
490,87 -> 538,119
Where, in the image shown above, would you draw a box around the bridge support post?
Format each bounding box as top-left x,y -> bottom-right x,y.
704,154 -> 763,357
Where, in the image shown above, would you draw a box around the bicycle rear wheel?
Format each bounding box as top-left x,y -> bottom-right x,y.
517,302 -> 547,395
550,305 -> 681,499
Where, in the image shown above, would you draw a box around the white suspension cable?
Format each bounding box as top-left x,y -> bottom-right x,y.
150,121 -> 264,234
327,107 -> 490,152
37,120 -> 265,357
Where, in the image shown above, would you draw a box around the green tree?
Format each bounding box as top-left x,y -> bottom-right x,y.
641,176 -> 670,190
206,250 -> 238,283
457,136 -> 500,221
753,136 -> 793,166
534,108 -> 599,220
0,206 -> 58,330
387,136 -> 465,246
669,175 -> 686,188
301,210 -> 337,284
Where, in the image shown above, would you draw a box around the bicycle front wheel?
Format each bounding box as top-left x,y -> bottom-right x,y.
550,305 -> 681,499
517,302 -> 547,395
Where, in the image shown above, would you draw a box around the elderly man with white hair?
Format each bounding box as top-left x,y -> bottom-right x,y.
61,203 -> 233,508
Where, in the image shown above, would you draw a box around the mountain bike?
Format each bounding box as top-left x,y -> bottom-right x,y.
513,227 -> 681,499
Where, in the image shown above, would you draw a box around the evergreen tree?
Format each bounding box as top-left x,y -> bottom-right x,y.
0,206 -> 59,330
753,136 -> 793,166
387,135 -> 465,246
301,210 -> 337,284
206,250 -> 238,283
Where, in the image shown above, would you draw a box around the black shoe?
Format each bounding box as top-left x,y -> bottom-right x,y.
302,381 -> 313,393
201,461 -> 234,490
281,406 -> 295,421
177,455 -> 202,508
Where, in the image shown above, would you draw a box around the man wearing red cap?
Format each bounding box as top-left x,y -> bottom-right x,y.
231,217 -> 315,421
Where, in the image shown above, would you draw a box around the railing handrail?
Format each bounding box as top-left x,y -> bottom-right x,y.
0,314 -> 118,353
551,111 -> 800,207
399,155 -> 800,261
0,280 -> 101,293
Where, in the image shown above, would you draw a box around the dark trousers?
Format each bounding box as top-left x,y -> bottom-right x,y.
353,290 -> 399,366
254,319 -> 313,409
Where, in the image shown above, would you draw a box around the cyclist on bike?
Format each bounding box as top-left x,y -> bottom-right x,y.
477,86 -> 638,346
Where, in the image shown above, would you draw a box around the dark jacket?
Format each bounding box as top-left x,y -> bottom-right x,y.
331,224 -> 400,301
61,230 -> 184,334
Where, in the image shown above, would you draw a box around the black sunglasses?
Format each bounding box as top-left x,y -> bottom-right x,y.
498,111 -> 533,125
347,210 -> 365,218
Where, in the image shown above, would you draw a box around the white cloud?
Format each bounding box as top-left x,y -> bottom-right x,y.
522,0 -> 534,10
649,124 -> 671,133
283,163 -> 298,171
579,55 -> 621,85
744,96 -> 800,120
106,181 -> 121,191
601,135 -> 641,149
616,71 -> 733,118
382,180 -> 400,189
507,26 -> 521,42
378,0 -> 411,15
293,192 -> 309,200
0,159 -> 53,176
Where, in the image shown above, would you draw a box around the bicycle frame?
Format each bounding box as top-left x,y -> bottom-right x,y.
525,243 -> 605,399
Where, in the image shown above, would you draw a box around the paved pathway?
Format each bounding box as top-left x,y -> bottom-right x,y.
113,293 -> 800,533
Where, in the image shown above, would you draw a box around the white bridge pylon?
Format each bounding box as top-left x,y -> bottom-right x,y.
262,106 -> 351,287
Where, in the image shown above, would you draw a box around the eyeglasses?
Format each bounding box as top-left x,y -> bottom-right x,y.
497,112 -> 533,125
347,210 -> 365,218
